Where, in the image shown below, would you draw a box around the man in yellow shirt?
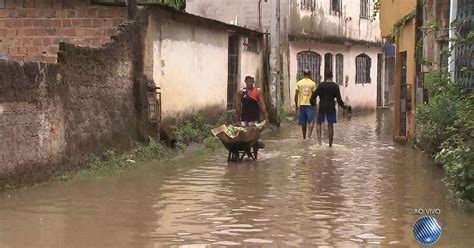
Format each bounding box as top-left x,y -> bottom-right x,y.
295,69 -> 317,139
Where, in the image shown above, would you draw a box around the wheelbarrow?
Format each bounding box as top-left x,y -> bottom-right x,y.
211,122 -> 265,162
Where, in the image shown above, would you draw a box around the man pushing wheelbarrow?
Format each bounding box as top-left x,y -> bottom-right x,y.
212,74 -> 268,162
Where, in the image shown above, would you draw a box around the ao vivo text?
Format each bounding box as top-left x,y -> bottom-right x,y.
413,208 -> 441,215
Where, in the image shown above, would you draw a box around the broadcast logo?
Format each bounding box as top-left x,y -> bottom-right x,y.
413,209 -> 442,245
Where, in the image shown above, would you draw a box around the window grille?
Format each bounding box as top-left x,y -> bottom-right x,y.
336,54 -> 344,85
297,51 -> 321,82
300,0 -> 316,11
355,54 -> 371,84
360,0 -> 370,19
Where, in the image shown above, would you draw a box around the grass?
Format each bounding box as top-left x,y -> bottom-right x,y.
54,114 -> 226,182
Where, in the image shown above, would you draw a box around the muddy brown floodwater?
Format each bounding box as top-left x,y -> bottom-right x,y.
0,111 -> 473,247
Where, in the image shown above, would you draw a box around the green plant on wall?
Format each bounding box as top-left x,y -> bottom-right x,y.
371,0 -> 380,21
390,10 -> 417,42
416,19 -> 474,202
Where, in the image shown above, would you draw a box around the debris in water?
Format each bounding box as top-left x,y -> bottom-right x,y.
355,233 -> 385,240
244,238 -> 274,244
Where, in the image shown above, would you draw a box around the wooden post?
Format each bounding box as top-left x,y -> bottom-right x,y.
269,0 -> 281,124
127,0 -> 137,20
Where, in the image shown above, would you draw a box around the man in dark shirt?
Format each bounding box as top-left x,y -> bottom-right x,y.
310,72 -> 349,147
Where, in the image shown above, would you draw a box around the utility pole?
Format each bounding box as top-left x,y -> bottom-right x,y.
269,0 -> 281,124
127,0 -> 137,20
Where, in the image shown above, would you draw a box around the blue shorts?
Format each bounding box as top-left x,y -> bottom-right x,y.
317,112 -> 337,124
298,105 -> 314,125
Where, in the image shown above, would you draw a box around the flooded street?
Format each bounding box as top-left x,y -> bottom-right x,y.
0,111 -> 473,247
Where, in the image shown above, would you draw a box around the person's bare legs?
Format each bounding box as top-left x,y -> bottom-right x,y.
328,124 -> 334,147
316,123 -> 322,145
307,122 -> 315,139
301,124 -> 307,139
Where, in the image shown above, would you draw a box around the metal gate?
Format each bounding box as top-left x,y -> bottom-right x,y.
227,35 -> 239,109
400,52 -> 408,137
377,53 -> 382,106
297,51 -> 321,82
456,0 -> 474,91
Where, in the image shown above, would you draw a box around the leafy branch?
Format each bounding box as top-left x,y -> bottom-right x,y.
390,10 -> 417,42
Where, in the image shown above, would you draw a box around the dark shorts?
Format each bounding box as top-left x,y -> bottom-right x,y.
317,112 -> 337,124
298,105 -> 315,125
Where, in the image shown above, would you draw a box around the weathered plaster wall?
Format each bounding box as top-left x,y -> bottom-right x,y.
394,19 -> 417,139
289,41 -> 381,111
0,0 -> 127,62
422,0 -> 450,72
0,14 -> 149,187
289,0 -> 381,44
145,7 -> 264,124
186,0 -> 289,33
239,38 -> 264,88
380,0 -> 417,37
146,8 -> 228,124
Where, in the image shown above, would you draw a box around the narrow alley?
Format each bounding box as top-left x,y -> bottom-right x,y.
0,112 -> 472,247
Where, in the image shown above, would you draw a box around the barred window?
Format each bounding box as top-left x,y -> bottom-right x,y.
243,37 -> 259,53
300,0 -> 316,11
360,0 -> 370,19
336,54 -> 344,85
324,53 -> 333,81
355,54 -> 371,84
331,0 -> 340,13
297,51 -> 321,82
0,0 -> 5,8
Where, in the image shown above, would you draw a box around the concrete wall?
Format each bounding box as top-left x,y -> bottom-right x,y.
0,0 -> 127,62
144,8 -> 228,124
239,37 -> 264,88
0,15 -> 150,187
186,0 -> 290,34
289,41 -> 381,111
289,0 -> 381,43
144,7 -> 264,124
421,0 -> 450,73
394,19 -> 417,139
380,0 -> 417,37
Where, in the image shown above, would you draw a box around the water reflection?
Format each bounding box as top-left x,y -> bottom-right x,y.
0,111 -> 473,247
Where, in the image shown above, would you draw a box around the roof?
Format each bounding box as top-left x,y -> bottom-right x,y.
143,3 -> 265,37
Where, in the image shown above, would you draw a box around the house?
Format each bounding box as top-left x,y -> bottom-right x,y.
0,0 -> 129,63
142,5 -> 265,125
187,0 -> 385,113
0,2 -> 266,188
379,0 -> 418,141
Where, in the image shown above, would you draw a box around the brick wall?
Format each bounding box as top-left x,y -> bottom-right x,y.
0,12 -> 152,188
0,0 -> 127,63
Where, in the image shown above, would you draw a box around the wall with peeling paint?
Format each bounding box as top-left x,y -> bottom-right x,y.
289,41 -> 380,111
144,7 -> 264,125
0,14 -> 150,187
289,0 -> 381,44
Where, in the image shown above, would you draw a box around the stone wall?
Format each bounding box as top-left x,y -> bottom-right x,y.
0,0 -> 127,62
0,12 -> 151,188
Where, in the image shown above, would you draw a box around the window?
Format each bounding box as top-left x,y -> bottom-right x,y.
330,0 -> 340,13
297,51 -> 321,81
355,54 -> 371,84
360,0 -> 370,19
243,37 -> 259,53
336,54 -> 344,85
324,53 -> 333,81
300,0 -> 315,11
0,0 -> 5,8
